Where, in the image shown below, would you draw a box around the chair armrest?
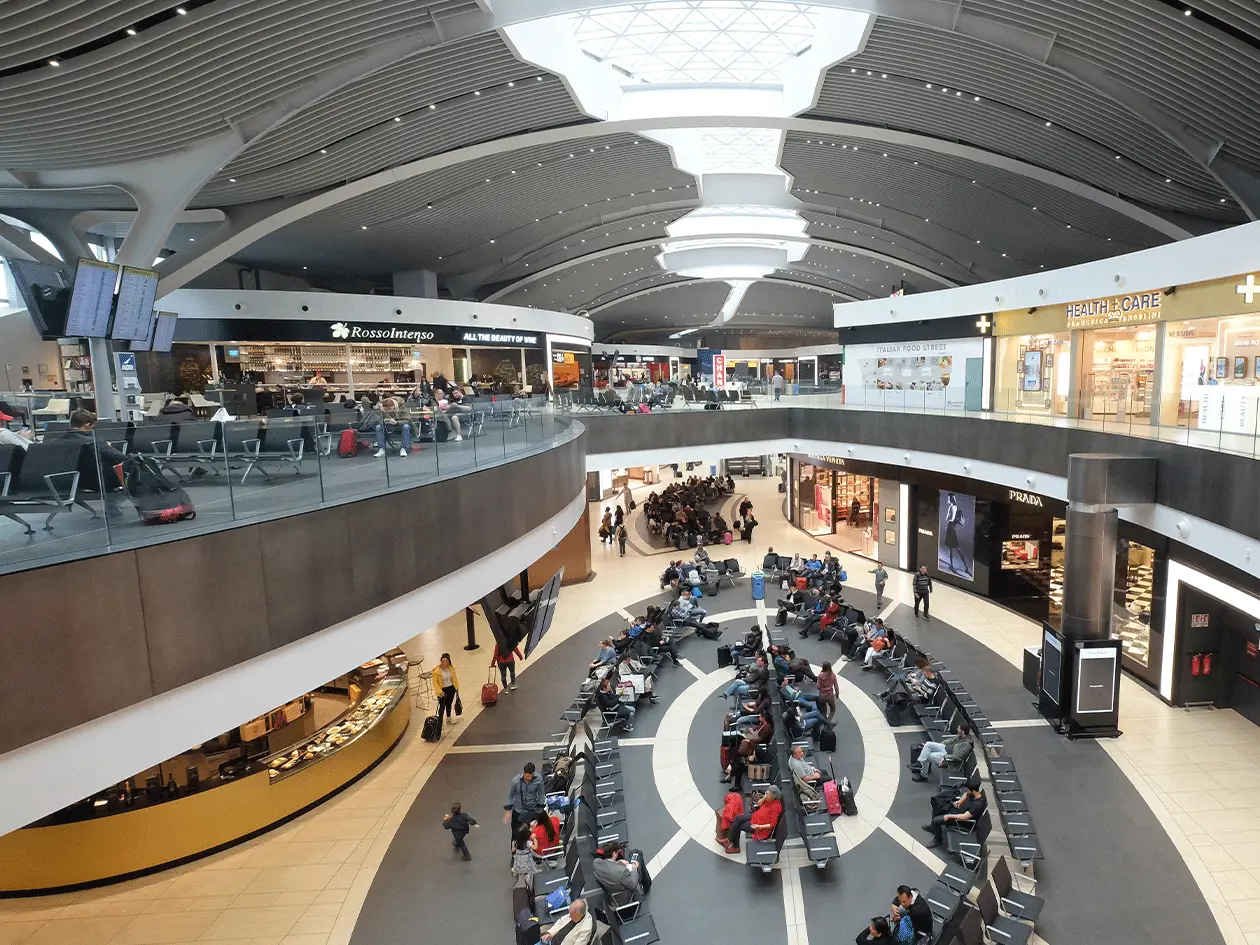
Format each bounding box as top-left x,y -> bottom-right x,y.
151,439 -> 173,458
43,470 -> 81,504
196,439 -> 218,456
286,438 -> 305,460
106,440 -> 128,454
0,470 -> 9,496
241,438 -> 261,456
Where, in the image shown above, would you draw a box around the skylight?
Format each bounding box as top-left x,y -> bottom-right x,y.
571,1 -> 818,85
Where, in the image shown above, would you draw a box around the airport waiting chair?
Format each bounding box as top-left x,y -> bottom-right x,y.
990,857 -> 1044,924
975,884 -> 1033,945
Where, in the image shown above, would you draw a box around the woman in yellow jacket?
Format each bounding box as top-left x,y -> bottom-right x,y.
430,653 -> 461,725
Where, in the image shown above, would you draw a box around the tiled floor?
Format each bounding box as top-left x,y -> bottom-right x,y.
0,473 -> 1255,944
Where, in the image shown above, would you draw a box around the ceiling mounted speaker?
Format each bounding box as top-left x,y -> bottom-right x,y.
1113,274 -> 1125,287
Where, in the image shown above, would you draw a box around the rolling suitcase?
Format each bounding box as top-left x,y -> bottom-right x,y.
717,644 -> 733,668
482,669 -> 500,706
818,726 -> 837,752
823,779 -> 843,816
421,715 -> 442,742
124,454 -> 196,525
839,777 -> 858,816
338,428 -> 358,457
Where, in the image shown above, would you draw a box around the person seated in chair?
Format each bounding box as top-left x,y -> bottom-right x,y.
910,724 -> 973,782
715,790 -> 745,844
596,677 -> 634,733
787,651 -> 817,682
853,617 -> 888,662
779,683 -> 827,732
922,782 -> 986,848
720,655 -> 767,700
159,396 -> 197,423
762,547 -> 779,572
797,589 -> 829,638
540,899 -> 595,944
856,916 -> 900,944
891,885 -> 933,938
777,585 -> 810,624
722,786 -> 783,854
59,410 -> 128,510
592,842 -> 652,897
861,624 -> 895,670
804,553 -> 824,574
661,560 -> 682,589
733,688 -> 772,732
711,512 -> 728,542
589,639 -> 618,674
788,745 -> 823,787
640,611 -> 682,666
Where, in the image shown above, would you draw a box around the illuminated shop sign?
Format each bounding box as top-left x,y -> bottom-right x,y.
175,318 -> 544,347
1008,489 -> 1045,508
1065,291 -> 1162,327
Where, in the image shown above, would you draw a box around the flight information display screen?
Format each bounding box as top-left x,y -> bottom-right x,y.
65,258 -> 118,338
111,266 -> 159,341
131,312 -> 157,351
152,312 -> 179,352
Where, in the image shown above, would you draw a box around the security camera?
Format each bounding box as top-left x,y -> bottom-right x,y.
301,305 -> 309,312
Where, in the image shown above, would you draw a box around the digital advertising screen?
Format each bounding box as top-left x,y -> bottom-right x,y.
937,489 -> 976,582
1041,626 -> 1063,707
1021,349 -> 1043,391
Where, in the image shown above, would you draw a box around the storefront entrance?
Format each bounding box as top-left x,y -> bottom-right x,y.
1079,326 -> 1157,422
795,462 -> 878,559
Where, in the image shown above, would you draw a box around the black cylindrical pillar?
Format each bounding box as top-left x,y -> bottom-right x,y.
462,606 -> 479,651
1061,505 -> 1118,641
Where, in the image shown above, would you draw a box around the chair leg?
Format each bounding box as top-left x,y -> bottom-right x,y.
74,497 -> 100,518
3,511 -> 35,535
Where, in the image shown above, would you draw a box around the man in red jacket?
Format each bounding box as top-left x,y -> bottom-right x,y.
490,642 -> 523,691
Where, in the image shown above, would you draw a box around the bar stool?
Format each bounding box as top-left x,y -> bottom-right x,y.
407,659 -> 433,709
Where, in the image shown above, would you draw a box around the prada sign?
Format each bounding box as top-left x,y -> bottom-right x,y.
1008,489 -> 1044,508
175,318 -> 544,348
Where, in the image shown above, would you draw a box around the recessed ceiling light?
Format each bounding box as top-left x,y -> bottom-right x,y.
1184,7 -> 1192,14
303,266 -> 308,270
536,75 -> 543,81
1045,121 -> 1052,127
881,73 -> 887,78
926,83 -> 932,88
490,239 -> 496,244
1165,178 -> 1172,183
188,237 -> 195,242
429,104 -> 436,110
508,81 -> 515,87
319,148 -> 327,154
228,177 -> 236,182
474,90 -> 481,96
360,225 -> 368,230
48,59 -> 59,66
176,6 -> 186,14
974,96 -> 980,102
126,27 -> 136,35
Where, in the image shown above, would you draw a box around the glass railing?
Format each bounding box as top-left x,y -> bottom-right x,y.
572,383 -> 1260,459
0,406 -> 577,577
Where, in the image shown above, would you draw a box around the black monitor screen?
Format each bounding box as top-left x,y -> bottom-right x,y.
111,265 -> 158,341
5,259 -> 72,339
1041,627 -> 1063,706
65,258 -> 119,338
523,568 -> 565,659
152,312 -> 178,352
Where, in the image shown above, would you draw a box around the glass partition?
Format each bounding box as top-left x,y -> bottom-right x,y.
0,406 -> 576,577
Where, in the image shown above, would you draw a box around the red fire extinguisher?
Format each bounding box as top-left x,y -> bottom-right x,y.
1192,653 -> 1202,676
1203,653 -> 1214,675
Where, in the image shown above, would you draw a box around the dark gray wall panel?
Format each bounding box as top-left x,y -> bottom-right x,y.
0,553 -> 154,752
0,430 -> 585,756
583,410 -> 1260,542
137,525 -> 271,693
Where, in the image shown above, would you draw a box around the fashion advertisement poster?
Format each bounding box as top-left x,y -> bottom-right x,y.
938,490 -> 976,582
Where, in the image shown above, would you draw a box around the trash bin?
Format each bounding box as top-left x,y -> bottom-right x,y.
751,571 -> 765,601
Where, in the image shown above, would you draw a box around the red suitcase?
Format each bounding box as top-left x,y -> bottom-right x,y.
823,779 -> 843,816
482,669 -> 500,706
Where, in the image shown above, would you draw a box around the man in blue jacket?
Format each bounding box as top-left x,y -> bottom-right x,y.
503,762 -> 546,834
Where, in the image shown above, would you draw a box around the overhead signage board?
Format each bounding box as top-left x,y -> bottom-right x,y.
174,318 -> 545,348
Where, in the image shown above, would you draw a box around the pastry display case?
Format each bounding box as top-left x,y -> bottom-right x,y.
264,661 -> 407,782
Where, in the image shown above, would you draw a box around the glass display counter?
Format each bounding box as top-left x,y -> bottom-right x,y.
265,667 -> 406,781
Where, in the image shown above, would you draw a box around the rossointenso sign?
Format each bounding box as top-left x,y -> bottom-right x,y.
175,318 -> 543,347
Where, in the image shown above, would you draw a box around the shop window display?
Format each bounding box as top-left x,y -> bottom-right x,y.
1114,541 -> 1155,667
1160,314 -> 1260,428
994,333 -> 1071,416
1079,327 -> 1156,421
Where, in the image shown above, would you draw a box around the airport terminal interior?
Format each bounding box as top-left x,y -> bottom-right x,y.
4,3 -> 1260,945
